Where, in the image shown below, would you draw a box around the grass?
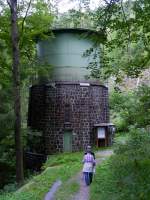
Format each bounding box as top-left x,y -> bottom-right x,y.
90,154 -> 150,200
0,152 -> 82,200
55,181 -> 80,200
90,130 -> 150,200
90,158 -> 118,200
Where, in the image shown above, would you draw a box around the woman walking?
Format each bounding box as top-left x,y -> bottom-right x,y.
82,146 -> 96,186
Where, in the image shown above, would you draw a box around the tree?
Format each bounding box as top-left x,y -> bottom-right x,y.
109,84 -> 150,132
7,0 -> 24,185
1,0 -> 53,186
88,0 -> 150,82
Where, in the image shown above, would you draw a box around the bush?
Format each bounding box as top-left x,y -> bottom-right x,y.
0,152 -> 82,200
90,129 -> 150,200
110,85 -> 150,132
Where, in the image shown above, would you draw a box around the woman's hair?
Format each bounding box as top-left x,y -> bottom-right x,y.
87,145 -> 92,152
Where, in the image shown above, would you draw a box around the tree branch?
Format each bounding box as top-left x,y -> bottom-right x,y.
101,0 -> 119,31
120,0 -> 131,55
20,0 -> 32,37
7,0 -> 12,9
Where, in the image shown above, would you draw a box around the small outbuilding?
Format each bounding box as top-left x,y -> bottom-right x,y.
94,123 -> 115,147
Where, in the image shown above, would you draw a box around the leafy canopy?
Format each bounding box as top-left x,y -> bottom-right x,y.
88,0 -> 150,82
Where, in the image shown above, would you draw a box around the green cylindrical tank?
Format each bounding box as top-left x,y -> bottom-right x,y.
37,28 -> 100,81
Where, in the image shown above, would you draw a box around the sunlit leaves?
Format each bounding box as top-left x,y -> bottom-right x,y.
88,0 -> 150,81
0,0 -> 54,185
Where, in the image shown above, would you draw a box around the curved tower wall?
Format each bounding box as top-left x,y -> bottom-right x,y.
37,29 -> 99,81
29,82 -> 109,153
28,29 -> 109,154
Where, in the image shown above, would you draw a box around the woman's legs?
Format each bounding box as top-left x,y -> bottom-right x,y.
84,172 -> 90,185
89,172 -> 93,184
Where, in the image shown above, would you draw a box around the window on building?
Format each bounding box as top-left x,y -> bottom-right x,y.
64,104 -> 71,122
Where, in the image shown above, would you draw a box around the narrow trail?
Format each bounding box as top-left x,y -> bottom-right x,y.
44,180 -> 62,200
44,149 -> 113,200
71,171 -> 89,200
71,149 -> 113,200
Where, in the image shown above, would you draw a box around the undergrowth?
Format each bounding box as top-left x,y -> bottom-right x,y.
0,152 -> 82,200
90,129 -> 150,200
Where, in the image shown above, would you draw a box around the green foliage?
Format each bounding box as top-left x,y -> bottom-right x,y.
43,152 -> 82,168
135,85 -> 150,127
88,0 -> 150,82
18,1 -> 54,84
109,85 -> 150,131
0,0 -> 54,188
54,8 -> 94,29
0,0 -> 54,87
0,86 -> 15,167
109,89 -> 135,131
0,152 -> 82,200
90,129 -> 150,200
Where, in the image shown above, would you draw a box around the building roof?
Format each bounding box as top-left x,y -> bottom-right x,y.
52,27 -> 99,34
94,123 -> 115,127
35,27 -> 106,43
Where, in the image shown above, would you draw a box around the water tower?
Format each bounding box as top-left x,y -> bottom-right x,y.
28,28 -> 114,154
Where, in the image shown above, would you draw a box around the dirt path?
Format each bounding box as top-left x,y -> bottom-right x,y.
44,180 -> 62,200
44,149 -> 113,200
71,149 -> 113,200
71,171 -> 89,200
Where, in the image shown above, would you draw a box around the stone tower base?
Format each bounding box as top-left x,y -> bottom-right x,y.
28,81 -> 109,154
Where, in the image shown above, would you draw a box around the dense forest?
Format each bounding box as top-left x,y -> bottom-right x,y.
0,0 -> 150,199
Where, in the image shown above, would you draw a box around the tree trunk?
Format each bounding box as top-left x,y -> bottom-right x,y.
8,0 -> 24,185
